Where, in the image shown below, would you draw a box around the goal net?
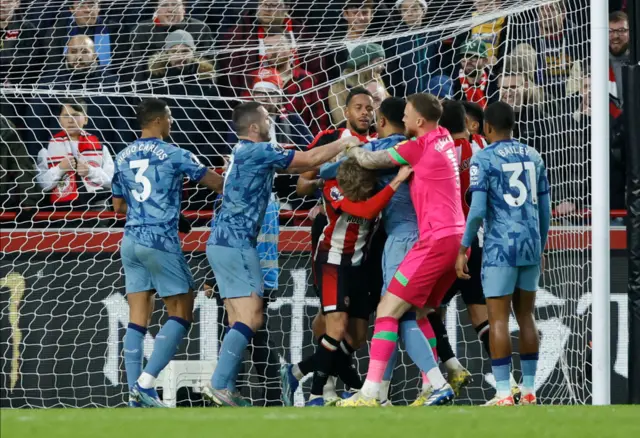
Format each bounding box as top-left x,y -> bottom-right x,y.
0,0 -> 608,408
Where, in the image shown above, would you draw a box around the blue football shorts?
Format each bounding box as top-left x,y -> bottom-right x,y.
381,232 -> 419,295
481,264 -> 541,298
206,244 -> 264,299
121,236 -> 194,298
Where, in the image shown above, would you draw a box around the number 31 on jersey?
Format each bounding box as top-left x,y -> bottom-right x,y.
502,162 -> 537,207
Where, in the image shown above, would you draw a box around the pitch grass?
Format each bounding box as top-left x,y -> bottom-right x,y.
2,406 -> 639,438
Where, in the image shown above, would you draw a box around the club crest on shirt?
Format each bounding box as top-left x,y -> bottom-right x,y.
329,186 -> 343,202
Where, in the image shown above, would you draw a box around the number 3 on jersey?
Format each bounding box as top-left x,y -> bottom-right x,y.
130,159 -> 151,202
502,161 -> 537,207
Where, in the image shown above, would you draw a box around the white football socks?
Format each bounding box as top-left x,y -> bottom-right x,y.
137,372 -> 155,389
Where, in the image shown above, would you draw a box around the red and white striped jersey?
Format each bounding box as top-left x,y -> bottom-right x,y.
455,134 -> 486,217
316,179 -> 395,266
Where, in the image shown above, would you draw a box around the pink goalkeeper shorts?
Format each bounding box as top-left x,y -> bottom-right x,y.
386,234 -> 463,308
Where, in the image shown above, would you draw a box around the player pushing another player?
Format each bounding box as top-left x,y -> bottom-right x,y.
339,93 -> 466,407
455,101 -> 551,406
112,99 -> 225,407
205,101 -> 362,407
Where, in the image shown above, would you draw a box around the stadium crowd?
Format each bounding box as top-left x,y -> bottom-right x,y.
0,0 -> 631,217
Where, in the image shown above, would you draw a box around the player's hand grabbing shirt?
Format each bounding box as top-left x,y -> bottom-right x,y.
112,138 -> 207,254
208,140 -> 294,249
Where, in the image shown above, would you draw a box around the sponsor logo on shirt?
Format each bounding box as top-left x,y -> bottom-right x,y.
470,164 -> 479,186
346,215 -> 367,225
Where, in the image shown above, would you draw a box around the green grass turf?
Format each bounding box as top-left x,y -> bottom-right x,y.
2,406 -> 639,438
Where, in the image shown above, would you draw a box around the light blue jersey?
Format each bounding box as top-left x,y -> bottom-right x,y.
112,137 -> 207,254
208,140 -> 294,249
468,139 -> 550,267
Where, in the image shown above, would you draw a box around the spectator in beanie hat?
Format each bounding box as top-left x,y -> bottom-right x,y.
452,39 -> 490,108
329,42 -> 389,126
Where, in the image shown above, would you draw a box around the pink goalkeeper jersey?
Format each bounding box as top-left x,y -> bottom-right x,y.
387,126 -> 466,241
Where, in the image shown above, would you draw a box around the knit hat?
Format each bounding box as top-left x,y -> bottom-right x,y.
345,43 -> 386,71
252,68 -> 284,95
459,39 -> 489,59
164,30 -> 196,50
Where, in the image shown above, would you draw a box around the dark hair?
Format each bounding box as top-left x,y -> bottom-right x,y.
345,87 -> 373,107
485,101 -> 515,133
439,100 -> 467,135
378,97 -> 405,128
345,0 -> 373,10
232,101 -> 264,136
461,101 -> 484,133
60,98 -> 88,115
407,93 -> 442,122
137,98 -> 168,128
609,11 -> 628,23
336,157 -> 377,202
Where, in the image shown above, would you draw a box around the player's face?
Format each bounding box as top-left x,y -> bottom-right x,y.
254,106 -> 272,142
345,94 -> 374,135
400,0 -> 425,28
158,107 -> 173,138
402,102 -> 420,138
59,105 -> 88,136
465,114 -> 479,135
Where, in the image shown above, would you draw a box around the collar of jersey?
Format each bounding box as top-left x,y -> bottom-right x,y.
138,137 -> 161,141
486,138 -> 517,149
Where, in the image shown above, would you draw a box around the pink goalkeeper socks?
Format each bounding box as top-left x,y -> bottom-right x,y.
418,317 -> 438,361
367,317 -> 399,384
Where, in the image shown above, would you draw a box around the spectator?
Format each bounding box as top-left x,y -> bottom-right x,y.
461,101 -> 485,136
217,0 -> 306,97
321,0 -> 375,83
35,99 -> 114,209
139,30 -> 229,169
0,0 -> 41,84
511,1 -> 587,100
245,33 -> 330,134
44,0 -> 130,75
452,39 -> 490,108
25,35 -> 131,155
609,11 -> 629,106
428,75 -> 454,102
384,0 -> 436,97
0,116 -> 39,215
238,68 -> 314,149
469,0 -> 507,65
328,43 -> 389,126
131,0 -> 213,75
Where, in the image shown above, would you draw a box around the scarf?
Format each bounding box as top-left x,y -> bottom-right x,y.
459,69 -> 488,108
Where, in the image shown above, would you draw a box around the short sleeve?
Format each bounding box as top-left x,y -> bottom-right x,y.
387,139 -> 421,166
263,143 -> 295,170
322,180 -> 344,211
468,154 -> 488,192
111,172 -> 123,198
537,158 -> 550,196
175,149 -> 207,182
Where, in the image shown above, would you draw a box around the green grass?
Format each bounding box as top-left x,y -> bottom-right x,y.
2,406 -> 639,438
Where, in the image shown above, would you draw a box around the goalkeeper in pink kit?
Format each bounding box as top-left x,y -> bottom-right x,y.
339,93 -> 466,406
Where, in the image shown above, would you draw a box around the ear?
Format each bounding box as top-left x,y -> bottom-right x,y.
378,117 -> 387,129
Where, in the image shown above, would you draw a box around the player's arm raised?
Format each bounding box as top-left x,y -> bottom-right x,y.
346,147 -> 397,169
287,137 -> 361,174
296,170 -> 324,196
197,169 -> 225,193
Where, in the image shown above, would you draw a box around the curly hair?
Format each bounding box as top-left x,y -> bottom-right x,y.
336,158 -> 377,202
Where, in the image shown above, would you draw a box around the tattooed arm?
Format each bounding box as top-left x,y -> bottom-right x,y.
347,147 -> 397,169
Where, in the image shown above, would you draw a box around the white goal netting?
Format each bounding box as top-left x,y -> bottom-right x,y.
1,0 -> 614,408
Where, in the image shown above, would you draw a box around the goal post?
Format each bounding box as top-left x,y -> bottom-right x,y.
0,0 -> 626,407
